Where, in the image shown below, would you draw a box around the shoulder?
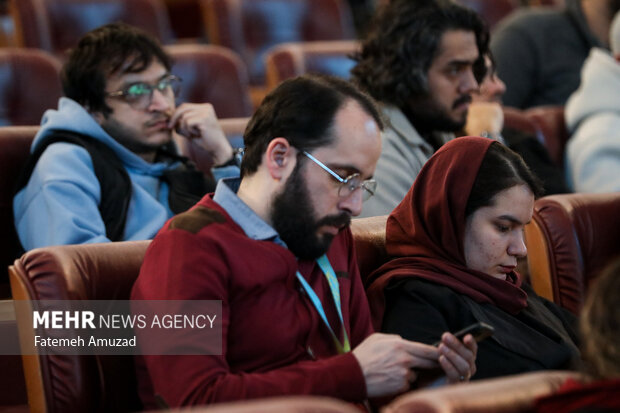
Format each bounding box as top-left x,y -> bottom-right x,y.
23,142 -> 99,195
152,198 -> 250,252
385,276 -> 474,319
387,277 -> 463,304
168,204 -> 228,235
569,114 -> 620,151
380,106 -> 426,147
140,202 -> 238,277
161,199 -> 238,241
35,141 -> 94,175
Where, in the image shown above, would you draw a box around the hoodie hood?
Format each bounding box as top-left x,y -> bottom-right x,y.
565,49 -> 620,131
34,97 -> 175,176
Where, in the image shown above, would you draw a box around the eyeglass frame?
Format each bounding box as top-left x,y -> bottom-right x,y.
302,151 -> 377,200
106,74 -> 182,109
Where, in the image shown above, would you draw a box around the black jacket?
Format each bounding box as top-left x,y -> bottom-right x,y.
382,278 -> 581,380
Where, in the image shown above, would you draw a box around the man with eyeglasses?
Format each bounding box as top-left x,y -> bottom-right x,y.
132,74 -> 477,408
14,23 -> 237,251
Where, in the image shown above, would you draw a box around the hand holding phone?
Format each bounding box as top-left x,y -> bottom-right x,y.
433,322 -> 494,346
419,322 -> 490,386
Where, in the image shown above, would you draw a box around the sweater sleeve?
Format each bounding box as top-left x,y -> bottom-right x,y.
135,227 -> 368,407
146,353 -> 365,407
13,143 -> 110,250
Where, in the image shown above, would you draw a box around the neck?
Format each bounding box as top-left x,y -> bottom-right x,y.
582,0 -> 613,47
236,174 -> 274,226
139,151 -> 157,163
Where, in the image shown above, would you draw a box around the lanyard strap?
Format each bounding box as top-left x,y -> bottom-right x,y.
295,254 -> 351,353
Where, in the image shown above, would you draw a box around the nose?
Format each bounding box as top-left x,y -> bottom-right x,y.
459,68 -> 479,95
338,187 -> 363,217
148,88 -> 172,111
508,232 -> 527,258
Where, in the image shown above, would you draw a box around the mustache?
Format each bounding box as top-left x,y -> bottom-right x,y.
315,213 -> 351,231
145,113 -> 172,127
452,95 -> 472,109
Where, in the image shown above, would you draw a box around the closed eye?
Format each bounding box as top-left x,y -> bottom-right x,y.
495,223 -> 510,233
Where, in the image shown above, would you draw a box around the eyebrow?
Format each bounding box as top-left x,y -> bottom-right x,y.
121,73 -> 170,87
447,59 -> 476,67
496,215 -> 531,225
326,163 -> 368,178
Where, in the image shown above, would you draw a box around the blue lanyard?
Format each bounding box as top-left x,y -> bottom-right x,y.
296,254 -> 351,353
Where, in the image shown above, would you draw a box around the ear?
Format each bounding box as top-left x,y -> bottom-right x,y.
264,137 -> 296,180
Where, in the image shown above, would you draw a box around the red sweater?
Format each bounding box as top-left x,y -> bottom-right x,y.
131,195 -> 373,407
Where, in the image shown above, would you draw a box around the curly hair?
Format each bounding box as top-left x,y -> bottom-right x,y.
580,256 -> 620,379
61,22 -> 171,118
351,0 -> 489,108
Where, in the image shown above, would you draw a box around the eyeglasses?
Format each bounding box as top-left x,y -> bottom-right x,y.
303,151 -> 377,201
106,74 -> 181,110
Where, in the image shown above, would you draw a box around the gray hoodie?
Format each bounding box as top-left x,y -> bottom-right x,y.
565,48 -> 620,193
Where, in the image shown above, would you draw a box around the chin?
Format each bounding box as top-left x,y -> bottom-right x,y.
319,232 -> 336,246
489,272 -> 508,280
150,131 -> 173,146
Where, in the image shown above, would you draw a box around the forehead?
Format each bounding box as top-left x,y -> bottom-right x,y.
310,100 -> 381,177
480,185 -> 535,221
431,29 -> 479,67
105,60 -> 168,90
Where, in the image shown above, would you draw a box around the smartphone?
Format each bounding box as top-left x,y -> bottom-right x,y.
433,322 -> 494,346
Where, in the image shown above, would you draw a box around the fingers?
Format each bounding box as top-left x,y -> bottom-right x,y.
169,103 -> 218,139
169,103 -> 232,165
400,368 -> 417,393
175,112 -> 206,138
438,333 -> 477,384
399,339 -> 440,369
352,334 -> 438,397
461,334 -> 478,377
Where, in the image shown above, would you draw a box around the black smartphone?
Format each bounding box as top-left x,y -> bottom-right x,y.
433,322 -> 494,346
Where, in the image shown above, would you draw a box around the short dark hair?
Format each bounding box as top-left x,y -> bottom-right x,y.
61,22 -> 171,117
241,74 -> 383,176
351,0 -> 489,108
465,142 -> 543,218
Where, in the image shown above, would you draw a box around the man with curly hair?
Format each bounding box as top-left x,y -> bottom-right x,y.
351,0 -> 488,217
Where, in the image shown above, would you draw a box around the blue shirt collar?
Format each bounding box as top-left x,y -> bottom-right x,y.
213,178 -> 286,247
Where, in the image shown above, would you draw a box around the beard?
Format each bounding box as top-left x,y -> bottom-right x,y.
406,94 -> 471,135
100,116 -> 171,155
270,161 -> 351,260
